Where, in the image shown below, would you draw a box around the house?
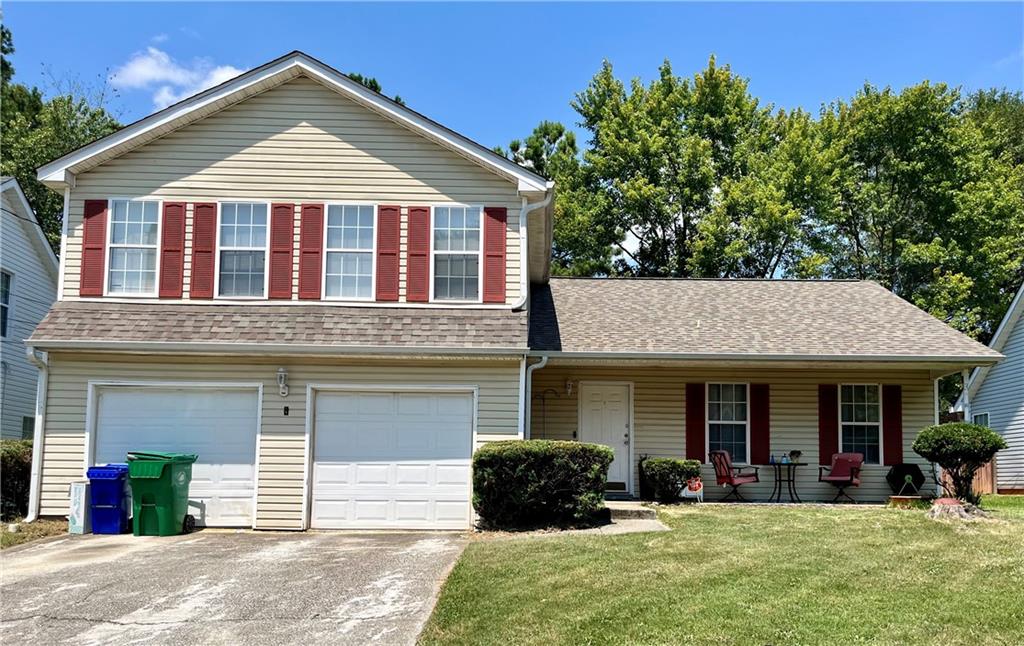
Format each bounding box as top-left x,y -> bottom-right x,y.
24,51 -> 1001,530
1,177 -> 59,440
955,283 -> 1024,494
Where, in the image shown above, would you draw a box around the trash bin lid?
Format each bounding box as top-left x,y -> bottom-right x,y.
127,460 -> 168,479
126,451 -> 198,464
86,464 -> 129,479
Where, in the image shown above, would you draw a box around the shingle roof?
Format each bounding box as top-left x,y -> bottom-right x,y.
29,302 -> 527,353
529,278 -> 1002,361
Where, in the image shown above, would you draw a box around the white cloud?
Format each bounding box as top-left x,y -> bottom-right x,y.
151,33 -> 169,44
109,47 -> 246,110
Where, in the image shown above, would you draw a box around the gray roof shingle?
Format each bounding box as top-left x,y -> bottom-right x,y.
30,302 -> 527,352
529,278 -> 1001,360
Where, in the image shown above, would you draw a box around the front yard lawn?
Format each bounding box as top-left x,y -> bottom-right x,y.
422,504 -> 1024,645
981,494 -> 1024,520
0,518 -> 67,550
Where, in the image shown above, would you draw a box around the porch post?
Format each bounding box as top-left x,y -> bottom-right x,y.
961,368 -> 972,421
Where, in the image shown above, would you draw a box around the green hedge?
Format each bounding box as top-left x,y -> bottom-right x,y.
913,422 -> 1006,504
472,440 -> 614,529
1,440 -> 33,521
642,458 -> 702,503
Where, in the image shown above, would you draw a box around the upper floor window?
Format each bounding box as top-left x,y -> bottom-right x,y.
325,205 -> 374,299
707,383 -> 749,464
972,412 -> 989,427
840,384 -> 881,464
108,199 -> 158,296
0,270 -> 11,338
218,202 -> 268,298
433,205 -> 481,302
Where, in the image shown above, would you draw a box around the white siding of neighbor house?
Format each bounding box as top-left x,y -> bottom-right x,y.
1,191 -> 58,439
38,353 -> 521,529
531,365 -> 936,502
60,76 -> 524,304
971,313 -> 1024,491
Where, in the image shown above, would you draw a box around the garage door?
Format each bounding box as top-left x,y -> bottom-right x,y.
312,390 -> 473,529
94,387 -> 259,527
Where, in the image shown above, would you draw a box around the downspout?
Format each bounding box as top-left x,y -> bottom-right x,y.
24,347 -> 49,522
510,187 -> 554,311
521,355 -> 549,439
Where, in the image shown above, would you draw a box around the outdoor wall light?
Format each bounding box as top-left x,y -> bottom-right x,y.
565,379 -> 575,397
277,367 -> 289,397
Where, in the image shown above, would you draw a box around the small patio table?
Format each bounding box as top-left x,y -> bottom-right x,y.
764,462 -> 807,503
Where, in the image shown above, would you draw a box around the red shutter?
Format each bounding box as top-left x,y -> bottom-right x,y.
189,202 -> 216,299
376,205 -> 400,301
818,385 -> 839,465
482,206 -> 507,303
80,200 -> 107,296
298,204 -> 323,300
882,384 -> 903,465
269,203 -> 295,299
685,383 -> 706,462
158,202 -> 186,298
750,384 -> 771,465
406,206 -> 430,302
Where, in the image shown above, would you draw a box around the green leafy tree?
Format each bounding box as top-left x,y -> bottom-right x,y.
347,71 -> 404,106
913,422 -> 1006,504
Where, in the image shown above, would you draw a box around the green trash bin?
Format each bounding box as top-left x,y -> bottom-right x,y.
127,451 -> 198,536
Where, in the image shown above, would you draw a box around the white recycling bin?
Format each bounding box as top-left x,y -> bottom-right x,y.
68,479 -> 91,534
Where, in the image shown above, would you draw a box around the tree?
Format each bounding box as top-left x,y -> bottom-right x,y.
913,422 -> 1006,504
347,72 -> 404,106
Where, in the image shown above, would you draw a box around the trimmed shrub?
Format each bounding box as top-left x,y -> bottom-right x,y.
643,458 -> 702,503
913,422 -> 1006,504
1,440 -> 33,521
472,440 -> 614,529
637,454 -> 655,501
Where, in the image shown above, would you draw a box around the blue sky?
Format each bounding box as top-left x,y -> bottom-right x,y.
5,2 -> 1023,150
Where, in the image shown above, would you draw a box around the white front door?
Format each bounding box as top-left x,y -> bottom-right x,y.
579,382 -> 631,489
311,389 -> 473,529
94,387 -> 259,527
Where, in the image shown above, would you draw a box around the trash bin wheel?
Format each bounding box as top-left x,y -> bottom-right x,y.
182,514 -> 196,534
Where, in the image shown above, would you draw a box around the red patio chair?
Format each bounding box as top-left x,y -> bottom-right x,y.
818,453 -> 864,503
709,450 -> 760,502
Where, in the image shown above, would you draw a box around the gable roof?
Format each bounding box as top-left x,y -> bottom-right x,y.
37,51 -> 550,194
529,277 -> 1002,366
957,282 -> 1024,408
1,176 -> 59,276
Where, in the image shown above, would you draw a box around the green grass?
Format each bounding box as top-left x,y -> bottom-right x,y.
0,518 -> 67,549
422,505 -> 1024,646
981,494 -> 1024,520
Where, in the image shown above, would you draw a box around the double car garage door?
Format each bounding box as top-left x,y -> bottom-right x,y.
93,386 -> 473,529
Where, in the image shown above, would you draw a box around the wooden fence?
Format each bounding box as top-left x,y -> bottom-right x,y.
940,461 -> 996,497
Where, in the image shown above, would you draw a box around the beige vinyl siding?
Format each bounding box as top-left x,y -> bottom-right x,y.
531,365 -> 936,502
61,76 -> 522,304
39,353 -> 521,529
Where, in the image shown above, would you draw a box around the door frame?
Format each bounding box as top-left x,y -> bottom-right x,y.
303,383 -> 479,530
577,380 -> 635,496
84,380 -> 264,529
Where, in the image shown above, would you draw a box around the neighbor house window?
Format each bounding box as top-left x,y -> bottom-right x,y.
21,416 -> 34,439
108,199 -> 158,295
218,202 -> 268,297
708,383 -> 749,463
433,205 -> 481,301
973,413 -> 990,427
324,204 -> 374,299
840,384 -> 881,464
0,271 -> 10,337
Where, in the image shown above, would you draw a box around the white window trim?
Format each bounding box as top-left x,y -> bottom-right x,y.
320,203 -> 377,302
705,382 -> 751,465
103,198 -> 162,298
214,200 -> 272,300
972,412 -> 990,427
0,268 -> 12,339
837,383 -> 884,466
428,203 -> 484,304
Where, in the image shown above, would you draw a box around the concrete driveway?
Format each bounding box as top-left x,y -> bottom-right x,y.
1,530 -> 466,645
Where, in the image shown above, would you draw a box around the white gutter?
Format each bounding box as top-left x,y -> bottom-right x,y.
530,350 -> 1002,365
27,340 -> 528,357
24,348 -> 48,523
511,186 -> 554,311
522,355 -> 549,439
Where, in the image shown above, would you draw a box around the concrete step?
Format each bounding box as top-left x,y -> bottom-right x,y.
605,501 -> 658,520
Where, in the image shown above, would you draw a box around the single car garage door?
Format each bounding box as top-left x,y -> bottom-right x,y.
312,389 -> 473,530
94,386 -> 259,527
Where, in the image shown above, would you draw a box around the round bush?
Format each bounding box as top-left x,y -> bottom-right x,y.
642,457 -> 702,503
913,422 -> 1006,503
472,440 -> 613,529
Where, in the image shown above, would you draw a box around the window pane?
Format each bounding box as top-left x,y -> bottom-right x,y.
219,251 -> 265,297
324,251 -> 372,299
466,207 -> 480,229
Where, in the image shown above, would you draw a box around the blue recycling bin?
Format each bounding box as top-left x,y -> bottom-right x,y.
87,463 -> 130,534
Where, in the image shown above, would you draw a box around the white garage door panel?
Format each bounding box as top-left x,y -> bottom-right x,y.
312,391 -> 473,529
95,388 -> 259,527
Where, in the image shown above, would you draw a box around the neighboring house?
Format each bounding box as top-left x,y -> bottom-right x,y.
955,283 -> 1024,494
1,177 -> 59,440
24,51 -> 1001,530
